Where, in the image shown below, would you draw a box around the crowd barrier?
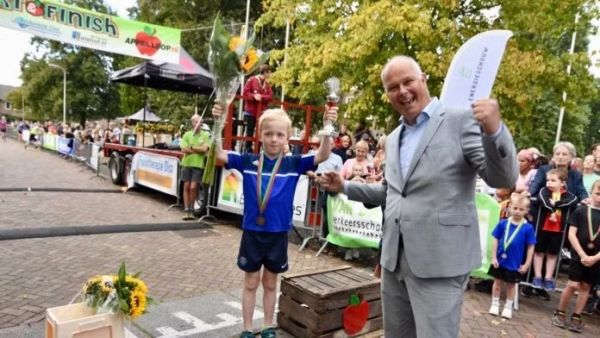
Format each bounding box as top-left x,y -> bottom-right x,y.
6,126 -> 101,176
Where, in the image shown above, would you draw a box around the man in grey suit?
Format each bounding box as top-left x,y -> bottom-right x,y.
320,56 -> 518,337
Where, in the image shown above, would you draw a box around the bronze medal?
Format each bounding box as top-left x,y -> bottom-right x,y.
256,216 -> 266,226
588,242 -> 595,250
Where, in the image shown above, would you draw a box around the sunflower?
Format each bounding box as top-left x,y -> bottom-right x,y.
129,290 -> 147,319
125,276 -> 148,293
241,49 -> 258,72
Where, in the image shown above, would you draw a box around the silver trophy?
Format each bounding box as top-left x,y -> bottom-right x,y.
319,77 -> 339,137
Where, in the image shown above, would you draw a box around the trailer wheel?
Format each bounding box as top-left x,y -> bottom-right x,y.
108,153 -> 123,185
121,155 -> 133,186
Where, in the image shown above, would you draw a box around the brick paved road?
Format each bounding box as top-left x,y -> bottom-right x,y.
1,138 -> 599,337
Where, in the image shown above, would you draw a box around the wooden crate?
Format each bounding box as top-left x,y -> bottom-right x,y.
45,302 -> 124,338
278,266 -> 382,338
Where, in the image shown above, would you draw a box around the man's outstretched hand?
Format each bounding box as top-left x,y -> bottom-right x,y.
318,171 -> 345,193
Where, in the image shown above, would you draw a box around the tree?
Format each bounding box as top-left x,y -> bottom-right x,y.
16,0 -> 121,125
259,0 -> 599,152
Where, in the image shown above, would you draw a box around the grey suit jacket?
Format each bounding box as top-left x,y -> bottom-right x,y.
345,103 -> 518,278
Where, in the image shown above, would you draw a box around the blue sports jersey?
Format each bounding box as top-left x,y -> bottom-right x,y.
492,219 -> 536,272
226,152 -> 316,232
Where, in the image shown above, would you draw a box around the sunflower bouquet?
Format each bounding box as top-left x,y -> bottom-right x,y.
81,263 -> 152,320
202,14 -> 268,186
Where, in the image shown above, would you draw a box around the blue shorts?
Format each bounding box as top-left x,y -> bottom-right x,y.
237,230 -> 288,273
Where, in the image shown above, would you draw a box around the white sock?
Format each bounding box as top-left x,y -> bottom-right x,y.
492,297 -> 500,305
505,300 -> 513,309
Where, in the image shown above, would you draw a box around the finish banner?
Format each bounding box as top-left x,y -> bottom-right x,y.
0,0 -> 181,63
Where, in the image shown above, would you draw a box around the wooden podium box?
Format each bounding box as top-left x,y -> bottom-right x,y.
45,303 -> 124,338
277,266 -> 382,338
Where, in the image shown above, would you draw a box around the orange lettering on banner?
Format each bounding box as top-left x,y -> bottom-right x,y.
136,169 -> 172,188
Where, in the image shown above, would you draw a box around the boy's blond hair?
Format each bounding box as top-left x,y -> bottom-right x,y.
258,108 -> 292,137
510,192 -> 530,208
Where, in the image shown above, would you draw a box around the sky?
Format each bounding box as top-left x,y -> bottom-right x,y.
0,1 -> 598,87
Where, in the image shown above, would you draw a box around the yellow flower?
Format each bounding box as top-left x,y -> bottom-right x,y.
129,290 -> 147,319
100,276 -> 114,293
228,36 -> 244,52
241,49 -> 258,72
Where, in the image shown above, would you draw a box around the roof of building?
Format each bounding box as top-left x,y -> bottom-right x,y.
0,84 -> 18,101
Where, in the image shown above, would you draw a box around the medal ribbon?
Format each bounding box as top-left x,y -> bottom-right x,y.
256,152 -> 283,216
587,206 -> 600,244
503,217 -> 525,252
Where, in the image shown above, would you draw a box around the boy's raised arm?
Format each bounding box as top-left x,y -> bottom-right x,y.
211,104 -> 229,164
314,106 -> 338,165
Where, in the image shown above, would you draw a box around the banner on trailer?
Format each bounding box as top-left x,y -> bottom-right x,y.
129,151 -> 179,197
0,0 -> 181,63
216,168 -> 309,226
326,193 -> 383,249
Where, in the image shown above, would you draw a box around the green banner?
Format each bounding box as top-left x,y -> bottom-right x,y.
471,192 -> 501,279
326,193 -> 383,249
0,0 -> 181,63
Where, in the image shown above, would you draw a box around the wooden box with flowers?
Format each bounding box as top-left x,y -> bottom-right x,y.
277,266 -> 382,338
45,263 -> 152,338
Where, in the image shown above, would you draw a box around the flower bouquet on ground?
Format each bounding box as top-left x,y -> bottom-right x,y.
81,263 -> 153,320
202,14 -> 269,186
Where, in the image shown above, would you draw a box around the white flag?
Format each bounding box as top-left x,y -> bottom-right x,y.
440,30 -> 512,109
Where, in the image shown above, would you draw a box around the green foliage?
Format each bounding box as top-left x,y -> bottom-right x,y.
260,0 -> 599,153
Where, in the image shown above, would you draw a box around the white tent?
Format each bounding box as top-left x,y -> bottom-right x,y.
120,108 -> 162,122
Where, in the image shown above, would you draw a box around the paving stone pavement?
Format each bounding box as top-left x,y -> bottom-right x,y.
1,138 -> 599,337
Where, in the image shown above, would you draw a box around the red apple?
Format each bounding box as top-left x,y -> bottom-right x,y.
343,294 -> 369,335
26,0 -> 44,16
135,27 -> 161,56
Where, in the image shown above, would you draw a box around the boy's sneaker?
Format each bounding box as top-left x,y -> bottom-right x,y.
260,327 -> 277,338
543,279 -> 556,292
240,330 -> 254,338
501,306 -> 513,319
568,315 -> 583,333
552,310 -> 567,329
532,277 -> 543,288
488,303 -> 500,316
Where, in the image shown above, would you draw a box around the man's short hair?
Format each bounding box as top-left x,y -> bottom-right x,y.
380,55 -> 423,83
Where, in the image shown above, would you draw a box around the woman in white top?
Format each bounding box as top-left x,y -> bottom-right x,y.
339,140 -> 371,179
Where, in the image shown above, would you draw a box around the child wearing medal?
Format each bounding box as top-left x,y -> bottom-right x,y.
211,105 -> 337,338
488,192 -> 536,319
552,179 -> 600,333
532,168 -> 578,292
